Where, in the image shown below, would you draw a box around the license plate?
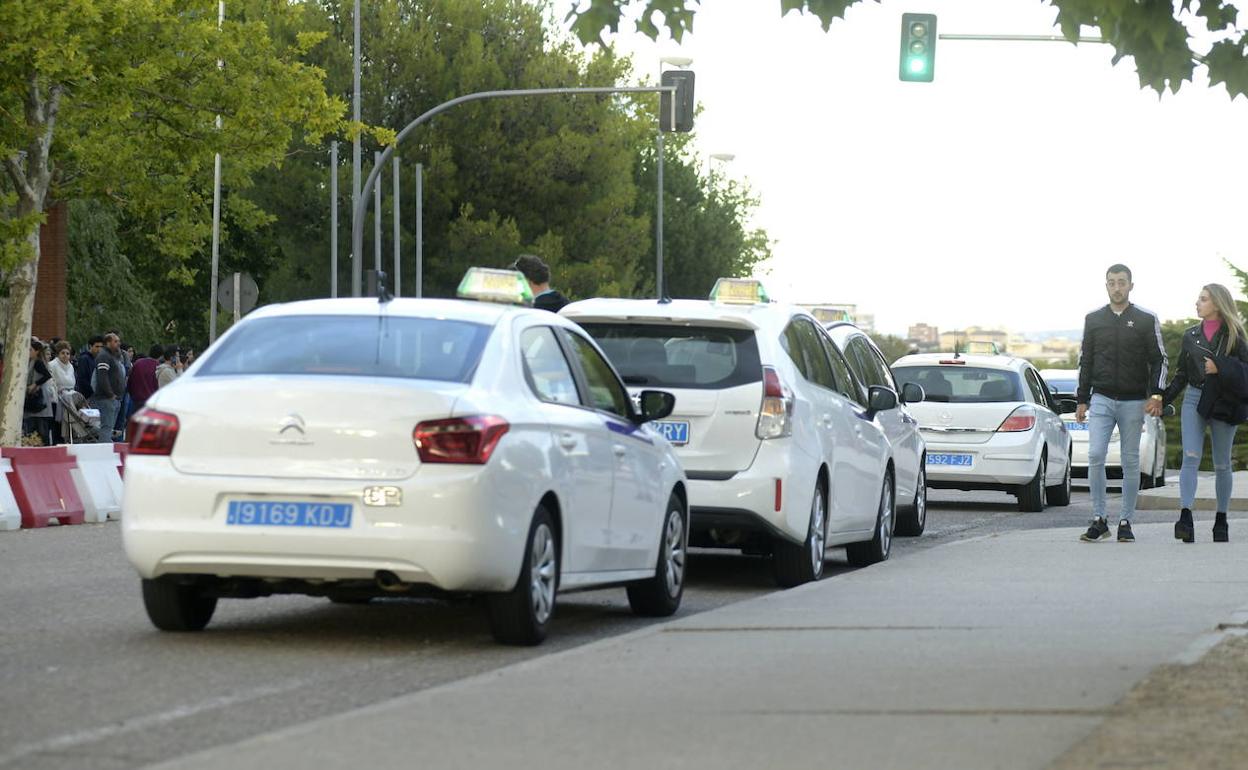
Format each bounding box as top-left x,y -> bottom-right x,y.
654,420 -> 690,445
226,501 -> 352,528
1065,421 -> 1088,431
928,452 -> 973,467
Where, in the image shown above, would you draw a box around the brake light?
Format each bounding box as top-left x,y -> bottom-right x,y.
129,409 -> 180,455
997,406 -> 1036,432
414,415 -> 509,464
938,359 -> 966,365
756,366 -> 794,440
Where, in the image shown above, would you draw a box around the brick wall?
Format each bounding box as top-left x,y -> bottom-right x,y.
32,200 -> 67,342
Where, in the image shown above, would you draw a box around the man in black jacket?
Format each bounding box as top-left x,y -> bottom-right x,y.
512,254 -> 570,313
1076,264 -> 1167,543
74,335 -> 104,400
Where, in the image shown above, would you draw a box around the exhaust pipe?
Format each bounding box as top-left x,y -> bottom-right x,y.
374,570 -> 406,592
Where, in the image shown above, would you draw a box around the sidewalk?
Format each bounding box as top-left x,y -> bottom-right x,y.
1136,469 -> 1248,511
154,522 -> 1248,770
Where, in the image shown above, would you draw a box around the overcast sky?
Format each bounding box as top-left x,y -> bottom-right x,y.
592,0 -> 1248,337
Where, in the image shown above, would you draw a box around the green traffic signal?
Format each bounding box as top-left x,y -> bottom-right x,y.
899,13 -> 937,83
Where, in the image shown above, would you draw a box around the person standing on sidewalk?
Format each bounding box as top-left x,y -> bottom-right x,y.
1163,284 -> 1248,543
511,254 -> 570,313
91,333 -> 126,443
1077,264 -> 1168,543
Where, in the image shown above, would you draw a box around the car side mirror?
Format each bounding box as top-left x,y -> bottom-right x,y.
901,382 -> 925,404
1057,398 -> 1078,414
635,390 -> 675,424
867,385 -> 898,415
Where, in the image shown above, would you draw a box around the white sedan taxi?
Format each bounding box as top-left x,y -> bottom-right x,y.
563,278 -> 899,588
892,353 -> 1074,512
123,269 -> 688,646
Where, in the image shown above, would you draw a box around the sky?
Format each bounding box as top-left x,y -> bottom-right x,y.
589,0 -> 1248,337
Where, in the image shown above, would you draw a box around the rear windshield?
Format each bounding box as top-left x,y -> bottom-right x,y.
893,365 -> 1024,403
578,323 -> 762,390
197,315 -> 491,383
1045,378 -> 1078,394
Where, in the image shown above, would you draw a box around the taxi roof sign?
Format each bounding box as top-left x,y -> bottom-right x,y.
457,267 -> 534,305
709,277 -> 769,305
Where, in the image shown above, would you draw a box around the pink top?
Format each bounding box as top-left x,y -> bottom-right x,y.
1203,318 -> 1223,342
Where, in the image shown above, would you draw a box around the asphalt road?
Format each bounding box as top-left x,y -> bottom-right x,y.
0,483 -> 1180,770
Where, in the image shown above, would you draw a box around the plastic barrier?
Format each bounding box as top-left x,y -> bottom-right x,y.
1,446 -> 86,528
67,444 -> 124,523
114,442 -> 129,479
0,458 -> 21,531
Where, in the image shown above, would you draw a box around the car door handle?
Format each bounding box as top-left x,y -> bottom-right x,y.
558,432 -> 578,451
613,444 -> 628,458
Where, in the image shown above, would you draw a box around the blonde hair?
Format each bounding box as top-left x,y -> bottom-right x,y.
1203,283 -> 1246,353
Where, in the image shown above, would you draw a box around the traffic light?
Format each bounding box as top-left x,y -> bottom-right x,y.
899,13 -> 937,82
660,70 -> 695,132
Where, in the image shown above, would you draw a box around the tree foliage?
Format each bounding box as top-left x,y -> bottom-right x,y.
567,0 -> 1248,99
0,0 -> 343,442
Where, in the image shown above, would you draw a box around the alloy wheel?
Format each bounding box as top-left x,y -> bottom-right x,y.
879,479 -> 894,557
809,486 -> 827,577
664,508 -> 686,597
529,524 -> 556,625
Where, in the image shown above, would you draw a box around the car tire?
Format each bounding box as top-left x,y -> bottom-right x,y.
627,493 -> 687,617
141,577 -> 217,632
488,507 -> 557,646
328,596 -> 372,605
846,472 -> 895,568
773,481 -> 827,588
1046,452 -> 1072,507
895,462 -> 927,537
1018,456 -> 1046,513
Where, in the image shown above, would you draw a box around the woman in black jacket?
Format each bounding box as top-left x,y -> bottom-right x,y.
1163,283 -> 1248,542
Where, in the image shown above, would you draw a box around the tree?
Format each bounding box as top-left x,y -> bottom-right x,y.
567,1 -> 1248,99
1,0 -> 342,443
869,333 -> 912,367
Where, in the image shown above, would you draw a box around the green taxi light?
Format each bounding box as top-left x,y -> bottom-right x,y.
908,57 -> 927,74
709,277 -> 769,305
457,267 -> 534,305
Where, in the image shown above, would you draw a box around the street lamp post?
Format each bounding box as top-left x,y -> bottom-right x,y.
351,0 -> 362,297
656,55 -> 692,302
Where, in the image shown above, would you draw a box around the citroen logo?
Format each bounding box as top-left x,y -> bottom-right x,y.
271,414 -> 313,445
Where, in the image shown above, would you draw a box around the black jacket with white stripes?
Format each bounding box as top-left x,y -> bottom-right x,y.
1077,303 -> 1167,405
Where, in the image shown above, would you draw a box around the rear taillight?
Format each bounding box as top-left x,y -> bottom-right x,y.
756,366 -> 794,440
414,415 -> 509,464
129,409 -> 180,455
997,406 -> 1036,432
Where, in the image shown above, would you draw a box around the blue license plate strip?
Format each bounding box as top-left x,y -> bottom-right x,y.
654,420 -> 690,445
928,453 -> 973,467
1065,422 -> 1088,431
226,501 -> 353,528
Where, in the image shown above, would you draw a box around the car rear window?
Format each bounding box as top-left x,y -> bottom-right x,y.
197,315 -> 491,383
577,323 -> 762,390
893,366 -> 1024,403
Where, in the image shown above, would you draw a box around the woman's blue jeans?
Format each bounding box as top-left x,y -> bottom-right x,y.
1180,386 -> 1238,512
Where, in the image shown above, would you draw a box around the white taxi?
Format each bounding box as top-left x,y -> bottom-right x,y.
123,269 -> 688,646
1040,368 -> 1168,489
562,279 -> 899,587
892,353 -> 1074,512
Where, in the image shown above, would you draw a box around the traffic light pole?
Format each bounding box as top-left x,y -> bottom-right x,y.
350,85 -> 678,297
939,34 -> 1107,43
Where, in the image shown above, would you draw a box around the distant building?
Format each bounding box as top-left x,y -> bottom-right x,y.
907,323 -> 939,348
939,326 -> 1009,353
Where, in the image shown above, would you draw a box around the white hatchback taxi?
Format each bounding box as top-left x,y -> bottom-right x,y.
123,269 -> 688,646
1040,368 -> 1168,488
563,279 -> 900,587
892,353 -> 1074,512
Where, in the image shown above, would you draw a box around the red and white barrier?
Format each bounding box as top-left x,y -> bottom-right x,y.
1,446 -> 86,528
67,444 -> 124,523
0,457 -> 21,531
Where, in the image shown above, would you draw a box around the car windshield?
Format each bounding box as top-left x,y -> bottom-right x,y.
894,365 -> 1025,403
197,315 -> 491,383
577,322 -> 762,389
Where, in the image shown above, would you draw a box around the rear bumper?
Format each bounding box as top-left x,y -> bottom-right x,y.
923,431 -> 1040,488
684,440 -> 815,545
122,457 -> 533,593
